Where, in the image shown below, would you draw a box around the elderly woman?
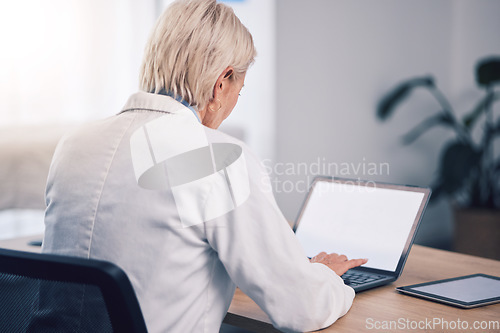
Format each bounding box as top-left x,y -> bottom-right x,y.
42,0 -> 366,332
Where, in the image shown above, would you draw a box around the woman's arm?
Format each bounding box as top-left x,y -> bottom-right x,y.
203,148 -> 360,332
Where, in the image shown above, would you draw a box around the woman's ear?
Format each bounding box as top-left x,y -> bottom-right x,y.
213,66 -> 234,98
223,69 -> 234,79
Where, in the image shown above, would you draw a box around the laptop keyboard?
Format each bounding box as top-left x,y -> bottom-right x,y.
342,271 -> 387,287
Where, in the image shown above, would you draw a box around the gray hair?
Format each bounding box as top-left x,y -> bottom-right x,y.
139,0 -> 256,109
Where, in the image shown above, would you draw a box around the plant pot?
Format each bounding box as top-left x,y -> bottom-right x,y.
453,208 -> 500,260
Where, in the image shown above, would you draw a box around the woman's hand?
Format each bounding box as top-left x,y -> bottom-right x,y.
310,252 -> 368,276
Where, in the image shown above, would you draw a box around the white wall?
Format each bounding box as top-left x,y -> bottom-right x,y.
0,0 -> 156,125
274,0 -> 500,248
451,1 -> 500,106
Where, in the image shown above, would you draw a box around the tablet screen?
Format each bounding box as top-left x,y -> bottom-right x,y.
411,276 -> 500,303
398,274 -> 500,308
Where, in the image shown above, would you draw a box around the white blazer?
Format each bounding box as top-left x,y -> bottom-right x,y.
42,91 -> 355,333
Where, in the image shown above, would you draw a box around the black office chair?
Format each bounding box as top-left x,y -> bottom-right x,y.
0,248 -> 148,333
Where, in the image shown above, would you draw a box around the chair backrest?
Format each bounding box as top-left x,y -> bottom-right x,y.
0,248 -> 148,333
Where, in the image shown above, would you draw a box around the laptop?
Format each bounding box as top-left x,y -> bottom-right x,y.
294,177 -> 431,292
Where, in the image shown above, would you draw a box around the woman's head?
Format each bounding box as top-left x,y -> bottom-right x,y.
139,0 -> 256,112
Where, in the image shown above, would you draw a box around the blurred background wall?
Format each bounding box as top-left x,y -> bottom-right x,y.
1,0 -> 499,249
274,0 -> 500,249
0,0 -> 155,124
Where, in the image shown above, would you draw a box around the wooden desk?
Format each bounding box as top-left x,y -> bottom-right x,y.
224,245 -> 500,332
2,237 -> 499,332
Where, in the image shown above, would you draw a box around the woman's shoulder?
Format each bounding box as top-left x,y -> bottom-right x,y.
203,126 -> 268,174
204,127 -> 248,149
203,126 -> 258,160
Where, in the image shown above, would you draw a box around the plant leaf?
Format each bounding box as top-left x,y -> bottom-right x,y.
377,77 -> 434,120
495,158 -> 500,173
429,181 -> 444,204
485,118 -> 500,143
476,57 -> 500,87
462,91 -> 500,129
402,113 -> 454,144
438,142 -> 481,195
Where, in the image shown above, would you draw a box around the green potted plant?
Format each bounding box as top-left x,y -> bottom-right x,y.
376,56 -> 500,260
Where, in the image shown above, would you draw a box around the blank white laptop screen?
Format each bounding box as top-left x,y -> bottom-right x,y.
295,181 -> 425,272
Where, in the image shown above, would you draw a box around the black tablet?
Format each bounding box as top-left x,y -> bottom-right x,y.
396,274 -> 500,309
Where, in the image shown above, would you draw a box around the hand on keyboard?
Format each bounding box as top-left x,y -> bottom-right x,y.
310,252 -> 368,276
